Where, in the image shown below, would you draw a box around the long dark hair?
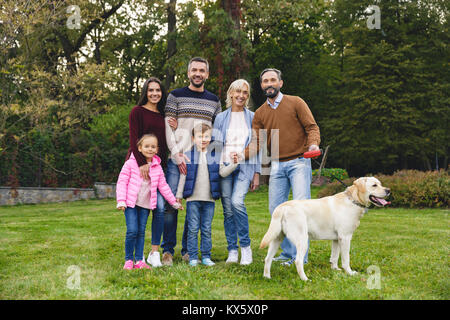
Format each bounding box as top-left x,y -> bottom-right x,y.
137,77 -> 166,116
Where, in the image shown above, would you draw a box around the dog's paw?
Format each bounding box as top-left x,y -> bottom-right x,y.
300,276 -> 310,282
331,265 -> 342,271
346,270 -> 358,276
263,274 -> 271,279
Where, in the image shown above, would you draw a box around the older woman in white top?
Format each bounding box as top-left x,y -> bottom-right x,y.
212,79 -> 261,265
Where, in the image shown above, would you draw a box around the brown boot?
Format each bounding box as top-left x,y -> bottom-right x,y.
162,252 -> 173,266
182,253 -> 190,263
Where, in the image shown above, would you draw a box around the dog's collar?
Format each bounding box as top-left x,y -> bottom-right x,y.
345,191 -> 368,209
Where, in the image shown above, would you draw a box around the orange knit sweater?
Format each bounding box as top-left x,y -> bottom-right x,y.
244,94 -> 320,162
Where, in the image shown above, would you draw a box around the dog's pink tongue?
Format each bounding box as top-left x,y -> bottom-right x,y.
378,198 -> 390,205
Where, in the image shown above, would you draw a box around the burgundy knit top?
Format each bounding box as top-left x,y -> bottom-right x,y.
126,105 -> 168,169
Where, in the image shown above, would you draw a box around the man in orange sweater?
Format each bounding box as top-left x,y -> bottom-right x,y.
244,68 -> 320,266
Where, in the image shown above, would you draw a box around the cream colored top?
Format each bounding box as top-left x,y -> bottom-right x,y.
221,111 -> 248,164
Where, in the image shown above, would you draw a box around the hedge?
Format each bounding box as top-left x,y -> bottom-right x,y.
316,170 -> 449,208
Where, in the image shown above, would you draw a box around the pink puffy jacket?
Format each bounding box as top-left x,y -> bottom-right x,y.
116,153 -> 177,210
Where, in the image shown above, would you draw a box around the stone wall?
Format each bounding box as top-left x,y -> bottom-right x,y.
93,182 -> 116,199
0,183 -> 116,206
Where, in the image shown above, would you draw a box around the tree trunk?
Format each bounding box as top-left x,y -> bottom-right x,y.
165,0 -> 177,91
220,0 -> 248,98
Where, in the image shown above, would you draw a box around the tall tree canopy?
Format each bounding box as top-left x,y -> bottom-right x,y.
0,0 -> 447,187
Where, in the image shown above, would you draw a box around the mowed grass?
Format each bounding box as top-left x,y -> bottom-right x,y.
0,186 -> 448,300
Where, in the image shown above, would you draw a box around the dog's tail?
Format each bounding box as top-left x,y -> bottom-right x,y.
259,205 -> 285,249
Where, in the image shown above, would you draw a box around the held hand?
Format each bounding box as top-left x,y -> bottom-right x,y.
308,144 -> 320,160
139,164 -> 150,180
117,206 -> 125,212
178,162 -> 187,175
231,153 -> 239,164
174,199 -> 184,211
175,153 -> 190,175
168,117 -> 178,130
229,152 -> 243,164
250,173 -> 260,192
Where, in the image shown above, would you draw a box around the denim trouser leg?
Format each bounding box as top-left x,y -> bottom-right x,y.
186,201 -> 215,260
162,159 -> 180,256
269,158 -> 312,262
124,206 -> 150,261
200,202 -> 215,259
288,158 -> 312,262
221,170 -> 251,251
220,174 -> 238,251
269,162 -> 292,259
151,191 -> 165,246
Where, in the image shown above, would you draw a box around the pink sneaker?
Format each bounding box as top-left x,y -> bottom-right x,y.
134,260 -> 151,269
123,260 -> 134,270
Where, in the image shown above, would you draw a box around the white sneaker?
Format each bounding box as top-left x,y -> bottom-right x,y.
240,246 -> 252,265
226,250 -> 239,264
147,251 -> 162,267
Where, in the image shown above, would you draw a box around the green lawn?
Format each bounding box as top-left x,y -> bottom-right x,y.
0,186 -> 448,300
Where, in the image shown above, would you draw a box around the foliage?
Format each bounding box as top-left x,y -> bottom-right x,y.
0,0 -> 448,187
242,0 -> 330,107
317,170 -> 450,208
320,0 -> 449,176
312,168 -> 349,182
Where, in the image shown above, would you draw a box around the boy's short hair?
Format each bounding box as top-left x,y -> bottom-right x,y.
192,123 -> 212,137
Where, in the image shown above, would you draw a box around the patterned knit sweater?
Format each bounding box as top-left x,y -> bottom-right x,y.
165,86 -> 222,159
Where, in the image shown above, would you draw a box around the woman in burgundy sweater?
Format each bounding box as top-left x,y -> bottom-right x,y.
126,77 -> 174,267
127,77 -> 168,171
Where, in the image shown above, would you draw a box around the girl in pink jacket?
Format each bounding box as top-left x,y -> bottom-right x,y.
116,134 -> 183,270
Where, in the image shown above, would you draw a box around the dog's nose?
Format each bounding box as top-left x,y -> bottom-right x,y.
385,188 -> 391,196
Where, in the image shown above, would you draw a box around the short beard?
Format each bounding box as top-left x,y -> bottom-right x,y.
190,77 -> 206,88
263,86 -> 279,98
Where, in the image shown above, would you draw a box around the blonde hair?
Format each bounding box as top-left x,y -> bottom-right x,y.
137,134 -> 158,148
225,79 -> 251,109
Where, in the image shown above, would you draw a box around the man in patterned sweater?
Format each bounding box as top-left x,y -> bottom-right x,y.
162,57 -> 222,266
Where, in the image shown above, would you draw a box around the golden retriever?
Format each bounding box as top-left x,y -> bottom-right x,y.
260,177 -> 390,281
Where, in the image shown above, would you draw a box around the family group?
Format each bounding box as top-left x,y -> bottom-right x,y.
115,57 -> 321,270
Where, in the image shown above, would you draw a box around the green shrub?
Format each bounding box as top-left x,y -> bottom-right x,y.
312,168 -> 349,182
317,170 -> 449,208
0,104 -> 133,188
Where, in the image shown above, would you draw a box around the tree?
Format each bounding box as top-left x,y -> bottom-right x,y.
321,0 -> 449,175
241,0 -> 328,108
165,0 -> 177,90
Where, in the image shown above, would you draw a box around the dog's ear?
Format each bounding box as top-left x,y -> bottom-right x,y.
353,178 -> 367,194
352,178 -> 367,205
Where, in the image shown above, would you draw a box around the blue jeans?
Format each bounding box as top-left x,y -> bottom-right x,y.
151,191 -> 165,246
220,166 -> 251,251
186,201 -> 215,261
124,206 -> 150,261
162,159 -> 188,256
269,157 -> 312,263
